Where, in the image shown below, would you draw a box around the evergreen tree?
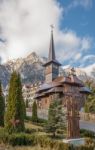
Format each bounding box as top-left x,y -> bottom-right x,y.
26,99 -> 29,108
17,74 -> 26,118
0,82 -> 5,127
32,101 -> 38,122
45,100 -> 66,137
84,79 -> 95,113
5,72 -> 25,133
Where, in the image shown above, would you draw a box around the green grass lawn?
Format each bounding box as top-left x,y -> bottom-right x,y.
25,122 -> 42,130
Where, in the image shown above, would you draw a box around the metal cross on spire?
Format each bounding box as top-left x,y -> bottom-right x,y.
50,24 -> 54,32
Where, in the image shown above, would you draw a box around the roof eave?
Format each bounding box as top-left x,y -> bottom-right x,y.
43,60 -> 61,67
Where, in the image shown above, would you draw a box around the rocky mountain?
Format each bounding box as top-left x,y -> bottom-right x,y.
0,64 -> 10,87
0,52 -> 94,88
0,52 -> 46,87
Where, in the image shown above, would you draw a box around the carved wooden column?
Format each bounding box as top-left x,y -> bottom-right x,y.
66,95 -> 80,139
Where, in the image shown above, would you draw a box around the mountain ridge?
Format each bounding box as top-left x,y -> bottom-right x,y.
0,52 -> 95,88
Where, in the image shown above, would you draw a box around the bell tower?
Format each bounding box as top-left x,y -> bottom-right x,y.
43,26 -> 61,83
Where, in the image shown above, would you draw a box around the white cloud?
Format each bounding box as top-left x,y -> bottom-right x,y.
81,38 -> 92,51
62,65 -> 71,69
82,63 -> 95,76
75,53 -> 82,60
82,55 -> 95,63
0,0 -> 63,62
74,0 -> 92,9
56,30 -> 92,63
0,0 -> 92,63
65,0 -> 93,13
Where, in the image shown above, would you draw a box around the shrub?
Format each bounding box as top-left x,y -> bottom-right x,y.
0,128 -> 8,144
80,129 -> 95,138
31,118 -> 47,127
25,128 -> 37,134
37,128 -> 44,132
8,133 -> 35,146
34,135 -> 74,150
86,138 -> 94,145
25,116 -> 47,127
0,129 -> 94,149
35,135 -> 51,148
25,116 -> 32,122
75,145 -> 94,150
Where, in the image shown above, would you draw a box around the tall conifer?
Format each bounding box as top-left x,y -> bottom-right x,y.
5,72 -> 25,133
45,100 -> 66,137
0,82 -> 5,127
32,101 -> 38,122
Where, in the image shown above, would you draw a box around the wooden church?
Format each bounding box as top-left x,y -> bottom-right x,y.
35,28 -> 90,138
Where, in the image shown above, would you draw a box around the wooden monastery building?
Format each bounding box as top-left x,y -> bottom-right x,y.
35,28 -> 90,138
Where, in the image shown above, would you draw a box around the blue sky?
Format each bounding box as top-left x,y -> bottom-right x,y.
0,0 -> 95,72
59,0 -> 95,37
57,0 -> 95,67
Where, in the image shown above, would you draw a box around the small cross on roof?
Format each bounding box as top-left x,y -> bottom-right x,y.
71,67 -> 76,76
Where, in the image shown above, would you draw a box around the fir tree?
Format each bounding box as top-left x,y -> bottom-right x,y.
45,100 -> 66,137
5,72 -> 25,133
32,101 -> 38,122
0,82 -> 5,127
84,79 -> 95,113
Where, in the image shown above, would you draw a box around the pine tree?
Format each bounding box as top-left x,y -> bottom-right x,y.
5,72 -> 25,133
84,79 -> 95,113
0,82 -> 5,127
45,100 -> 66,137
32,101 -> 38,122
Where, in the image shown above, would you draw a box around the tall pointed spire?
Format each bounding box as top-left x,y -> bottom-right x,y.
48,25 -> 56,61
43,25 -> 61,67
43,26 -> 61,82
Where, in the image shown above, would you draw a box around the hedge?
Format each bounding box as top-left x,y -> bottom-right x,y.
80,129 -> 95,138
8,133 -> 35,146
0,128 -> 94,150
